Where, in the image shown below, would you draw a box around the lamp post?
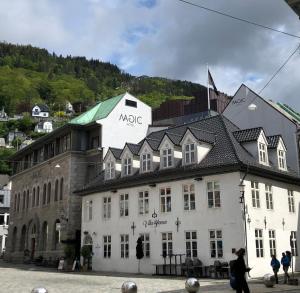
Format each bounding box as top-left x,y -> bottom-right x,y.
239,182 -> 249,266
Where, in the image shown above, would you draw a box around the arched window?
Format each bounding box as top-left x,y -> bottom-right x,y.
11,227 -> 17,252
17,193 -> 20,212
47,182 -> 51,204
36,186 -> 40,206
54,179 -> 59,202
53,219 -> 61,250
43,184 -> 47,205
32,188 -> 36,208
20,225 -> 26,252
23,191 -> 26,210
14,194 -> 17,211
60,178 -> 64,200
26,189 -> 29,210
41,221 -> 48,251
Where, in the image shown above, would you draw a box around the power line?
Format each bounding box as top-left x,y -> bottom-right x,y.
177,0 -> 300,40
259,43 -> 300,94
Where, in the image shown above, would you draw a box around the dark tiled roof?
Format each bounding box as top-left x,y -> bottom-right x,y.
109,147 -> 122,159
36,104 -> 50,112
126,143 -> 141,156
233,127 -> 263,143
78,115 -> 300,194
267,135 -> 281,149
140,138 -> 160,151
187,127 -> 216,144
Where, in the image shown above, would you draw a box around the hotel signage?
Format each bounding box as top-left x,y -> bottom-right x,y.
119,114 -> 142,126
143,219 -> 167,228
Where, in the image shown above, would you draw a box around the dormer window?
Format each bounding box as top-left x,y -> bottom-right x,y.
162,148 -> 172,168
258,142 -> 268,164
123,157 -> 132,176
141,153 -> 151,172
278,150 -> 286,170
106,161 -> 115,180
184,143 -> 196,164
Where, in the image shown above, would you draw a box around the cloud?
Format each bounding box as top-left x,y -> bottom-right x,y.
0,0 -> 300,111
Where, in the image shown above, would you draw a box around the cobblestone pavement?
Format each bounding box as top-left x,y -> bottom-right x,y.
0,260 -> 299,293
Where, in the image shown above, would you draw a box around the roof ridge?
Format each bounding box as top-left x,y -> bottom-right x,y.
233,126 -> 263,134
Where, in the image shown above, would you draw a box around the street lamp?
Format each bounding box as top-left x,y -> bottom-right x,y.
239,182 -> 249,266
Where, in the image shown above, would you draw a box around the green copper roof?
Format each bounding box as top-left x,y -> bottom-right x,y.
69,93 -> 125,125
277,102 -> 300,124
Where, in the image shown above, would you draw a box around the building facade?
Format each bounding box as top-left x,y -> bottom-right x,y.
32,105 -> 50,118
79,115 -> 300,277
0,176 -> 10,255
5,93 -> 151,262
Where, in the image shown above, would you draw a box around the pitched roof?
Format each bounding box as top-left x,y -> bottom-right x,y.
233,127 -> 263,143
126,143 -> 141,156
109,147 -> 122,159
69,93 -> 124,125
267,135 -> 282,149
35,104 -> 49,112
185,127 -> 216,144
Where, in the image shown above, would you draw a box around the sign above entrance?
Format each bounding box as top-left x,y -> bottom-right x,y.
143,219 -> 167,228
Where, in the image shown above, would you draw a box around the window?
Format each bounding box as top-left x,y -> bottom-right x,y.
290,231 -> 298,256
185,231 -> 197,257
26,190 -> 29,210
265,184 -> 273,210
36,186 -> 40,206
141,153 -> 151,172
138,191 -> 149,215
60,178 -> 64,200
207,181 -> 220,208
184,143 -> 196,164
86,200 -> 93,221
43,184 -> 47,205
120,194 -> 129,217
125,99 -> 137,108
269,230 -> 276,257
140,233 -> 150,257
251,181 -> 260,208
123,158 -> 132,176
162,148 -> 172,168
32,188 -> 36,208
103,197 -> 111,219
258,142 -> 267,164
288,190 -> 295,213
106,161 -> 115,179
103,235 -> 111,258
0,215 -> 4,225
162,232 -> 173,257
47,182 -> 51,204
54,179 -> 59,201
183,184 -> 195,211
209,230 -> 223,258
160,187 -> 171,213
255,229 -> 264,257
121,234 -> 129,258
278,150 -> 286,170
0,195 -> 3,205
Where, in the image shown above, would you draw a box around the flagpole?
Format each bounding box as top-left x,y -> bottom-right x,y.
207,64 -> 211,116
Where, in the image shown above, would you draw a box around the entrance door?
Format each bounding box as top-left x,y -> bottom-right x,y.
31,238 -> 35,259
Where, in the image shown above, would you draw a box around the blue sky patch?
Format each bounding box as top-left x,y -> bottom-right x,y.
137,0 -> 157,9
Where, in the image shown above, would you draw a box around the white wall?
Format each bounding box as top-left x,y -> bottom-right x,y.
99,93 -> 152,155
223,85 -> 299,173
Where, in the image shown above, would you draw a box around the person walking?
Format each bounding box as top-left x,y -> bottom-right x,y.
281,252 -> 290,284
270,255 -> 280,284
232,248 -> 251,293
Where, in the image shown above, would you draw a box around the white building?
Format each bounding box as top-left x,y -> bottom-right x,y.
0,176 -> 11,255
32,104 -> 50,118
223,84 -> 300,174
78,115 -> 300,278
34,121 -> 53,133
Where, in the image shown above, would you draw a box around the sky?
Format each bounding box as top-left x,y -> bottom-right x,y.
0,0 -> 300,111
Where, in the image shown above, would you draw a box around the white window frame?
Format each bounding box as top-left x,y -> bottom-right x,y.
265,184 -> 273,210
103,235 -> 111,258
288,190 -> 295,213
251,181 -> 260,208
138,191 -> 149,215
185,231 -> 198,258
162,148 -> 172,168
140,233 -> 150,258
106,161 -> 115,180
269,229 -> 276,257
160,187 -> 171,213
278,150 -> 286,170
183,184 -> 195,211
162,232 -> 173,257
184,142 -> 196,165
120,234 -> 129,258
291,231 -> 298,256
207,181 -> 221,208
209,229 -> 223,258
85,200 -> 93,222
141,152 -> 151,172
120,194 -> 129,217
255,229 -> 264,257
123,157 -> 132,176
103,197 -> 111,219
258,142 -> 268,164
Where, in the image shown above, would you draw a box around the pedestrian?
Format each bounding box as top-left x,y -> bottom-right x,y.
232,248 -> 251,293
270,255 -> 280,284
281,252 -> 290,284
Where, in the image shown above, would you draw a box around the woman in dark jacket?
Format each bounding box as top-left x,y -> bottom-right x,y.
232,248 -> 251,293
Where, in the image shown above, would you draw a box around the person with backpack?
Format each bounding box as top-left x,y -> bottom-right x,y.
281,252 -> 290,284
270,255 -> 280,284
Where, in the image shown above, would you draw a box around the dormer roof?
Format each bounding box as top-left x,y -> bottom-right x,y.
120,143 -> 141,157
267,135 -> 286,149
233,127 -> 263,143
105,147 -> 122,160
180,127 -> 216,145
139,138 -> 160,153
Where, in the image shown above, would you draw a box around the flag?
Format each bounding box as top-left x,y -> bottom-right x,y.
208,69 -> 219,96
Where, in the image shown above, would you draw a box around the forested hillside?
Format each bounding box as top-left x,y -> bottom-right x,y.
0,42 -> 208,115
